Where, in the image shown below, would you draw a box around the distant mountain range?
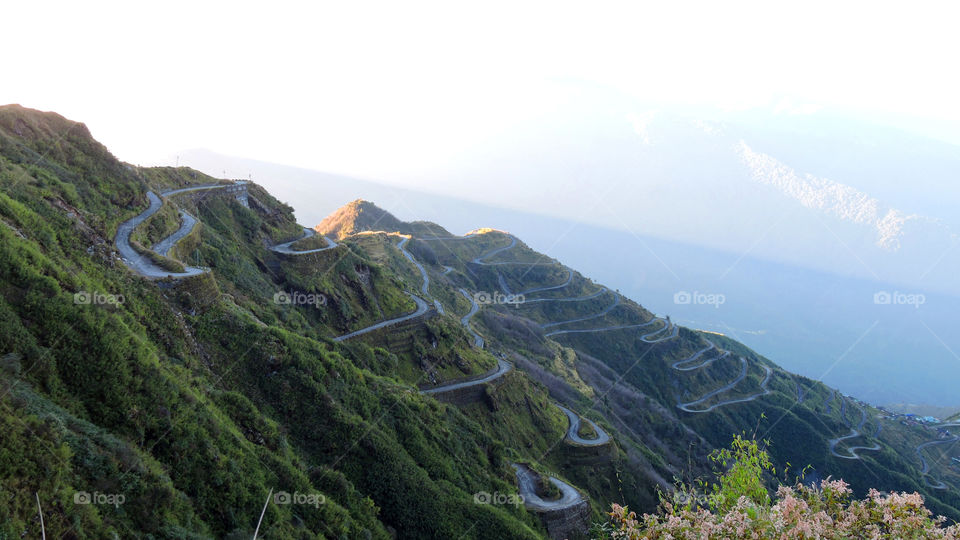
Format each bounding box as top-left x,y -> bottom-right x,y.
3,104 -> 959,538
175,132 -> 960,408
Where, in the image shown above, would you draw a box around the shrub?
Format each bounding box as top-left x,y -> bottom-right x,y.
599,436 -> 960,538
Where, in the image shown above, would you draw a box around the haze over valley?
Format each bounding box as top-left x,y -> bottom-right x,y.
3,2 -> 960,538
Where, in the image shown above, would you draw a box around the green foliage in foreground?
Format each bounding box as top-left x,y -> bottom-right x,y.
595,437 -> 960,539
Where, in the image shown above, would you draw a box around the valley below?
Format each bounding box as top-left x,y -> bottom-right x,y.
1,104 -> 959,538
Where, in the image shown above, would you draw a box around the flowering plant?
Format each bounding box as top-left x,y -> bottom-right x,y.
600,437 -> 958,539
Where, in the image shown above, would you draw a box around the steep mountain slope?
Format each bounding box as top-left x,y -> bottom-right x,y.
0,106 -> 538,538
2,105 -> 958,538
403,228 -> 960,518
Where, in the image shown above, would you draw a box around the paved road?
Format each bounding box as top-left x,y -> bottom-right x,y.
677,359 -> 773,413
544,318 -> 660,338
441,265 -> 454,275
472,235 -> 518,264
671,342 -> 727,371
433,300 -> 445,314
397,236 -> 430,295
640,319 -> 679,343
915,436 -> 959,489
115,191 -> 208,278
828,407 -> 881,460
151,184 -> 240,257
332,293 -> 429,342
517,287 -> 609,304
823,389 -> 836,415
505,268 -> 574,296
556,404 -> 610,446
418,234 -> 480,242
511,463 -> 583,512
160,183 -> 233,197
269,228 -> 338,254
914,423 -> 960,490
458,288 -> 484,348
839,396 -> 850,427
153,210 -> 198,256
117,183 -> 247,278
472,235 -> 574,296
541,294 -> 620,329
420,359 -> 512,395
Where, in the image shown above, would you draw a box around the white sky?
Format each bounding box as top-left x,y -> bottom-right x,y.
4,0 -> 960,177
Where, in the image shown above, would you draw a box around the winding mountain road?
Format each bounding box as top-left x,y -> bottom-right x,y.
517,287 -> 609,304
511,463 -> 584,512
420,359 -> 512,395
269,228 -> 338,254
458,288 -> 484,348
472,235 -> 574,297
639,319 -> 679,343
544,318 -> 660,338
472,235 -> 518,264
115,191 -> 208,278
117,183 -> 254,278
915,423 -> 960,490
540,294 -> 621,329
828,407 -> 880,460
839,396 -> 850,427
332,293 -> 430,342
671,342 -> 728,371
499,268 -> 574,296
677,359 -> 773,413
823,389 -> 836,415
327,233 -> 438,343
396,236 -> 429,295
794,378 -> 806,403
556,404 -> 610,446
153,210 -> 198,257
916,437 -> 959,489
161,184 -> 234,197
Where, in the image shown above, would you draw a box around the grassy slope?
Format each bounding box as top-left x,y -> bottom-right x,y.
430,230 -> 960,522
2,105 -> 957,538
0,106 -> 544,538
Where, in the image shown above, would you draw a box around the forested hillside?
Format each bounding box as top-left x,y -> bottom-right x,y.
1,105 -> 957,539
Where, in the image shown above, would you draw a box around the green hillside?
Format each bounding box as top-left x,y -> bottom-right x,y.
1,105 -> 957,539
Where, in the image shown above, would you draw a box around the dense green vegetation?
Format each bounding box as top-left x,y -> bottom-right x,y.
0,106 -> 541,538
598,437 -> 960,538
1,105 -> 957,538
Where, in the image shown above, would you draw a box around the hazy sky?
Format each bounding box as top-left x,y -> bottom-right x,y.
5,1 -> 960,177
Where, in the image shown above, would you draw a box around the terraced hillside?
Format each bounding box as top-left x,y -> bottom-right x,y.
1,105 -> 958,538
